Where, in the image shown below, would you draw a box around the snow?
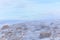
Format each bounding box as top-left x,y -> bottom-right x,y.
0,20 -> 60,40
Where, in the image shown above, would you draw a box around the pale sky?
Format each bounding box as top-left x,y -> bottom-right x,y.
0,0 -> 59,20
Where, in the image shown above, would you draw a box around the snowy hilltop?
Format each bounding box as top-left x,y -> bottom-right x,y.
0,20 -> 60,40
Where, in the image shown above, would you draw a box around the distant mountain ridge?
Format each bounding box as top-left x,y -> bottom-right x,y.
0,19 -> 60,26
0,20 -> 27,25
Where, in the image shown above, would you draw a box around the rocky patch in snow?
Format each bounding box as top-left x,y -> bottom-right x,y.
0,21 -> 60,40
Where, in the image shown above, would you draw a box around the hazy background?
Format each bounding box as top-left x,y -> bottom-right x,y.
0,0 -> 59,20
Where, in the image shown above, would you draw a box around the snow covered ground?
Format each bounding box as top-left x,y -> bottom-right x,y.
0,20 -> 60,40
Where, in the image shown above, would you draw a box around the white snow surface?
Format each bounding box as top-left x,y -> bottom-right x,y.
0,20 -> 60,40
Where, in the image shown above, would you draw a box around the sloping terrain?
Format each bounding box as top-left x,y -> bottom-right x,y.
0,21 -> 60,40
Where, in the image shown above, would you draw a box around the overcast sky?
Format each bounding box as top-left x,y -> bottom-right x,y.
0,0 -> 59,20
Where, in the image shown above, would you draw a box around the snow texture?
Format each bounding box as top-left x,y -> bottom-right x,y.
0,21 -> 60,40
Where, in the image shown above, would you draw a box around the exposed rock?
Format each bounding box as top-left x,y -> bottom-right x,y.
39,32 -> 51,39
1,24 -> 10,30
